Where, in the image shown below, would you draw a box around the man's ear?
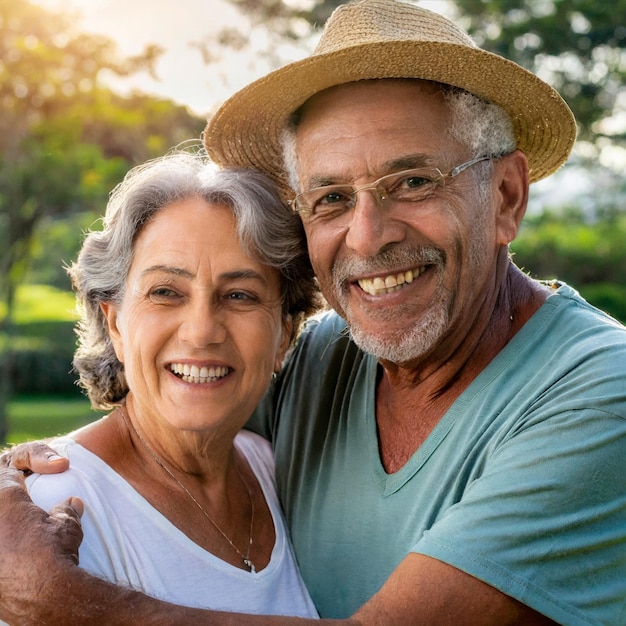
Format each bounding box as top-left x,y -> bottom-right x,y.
100,302 -> 124,363
494,150 -> 529,246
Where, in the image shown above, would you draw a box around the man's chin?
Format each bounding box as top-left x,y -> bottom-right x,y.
347,310 -> 449,364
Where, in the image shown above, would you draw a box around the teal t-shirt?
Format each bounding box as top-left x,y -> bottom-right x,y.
249,285 -> 626,625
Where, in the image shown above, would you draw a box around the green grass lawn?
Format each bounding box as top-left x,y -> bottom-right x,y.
2,284 -> 96,444
6,395 -> 101,445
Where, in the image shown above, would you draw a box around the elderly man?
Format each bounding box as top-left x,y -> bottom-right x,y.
2,1 -> 625,624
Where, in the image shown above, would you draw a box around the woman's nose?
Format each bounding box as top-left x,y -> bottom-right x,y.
178,300 -> 227,347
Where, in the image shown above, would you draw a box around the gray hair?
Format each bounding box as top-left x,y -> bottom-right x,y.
69,150 -> 320,410
281,79 -> 517,193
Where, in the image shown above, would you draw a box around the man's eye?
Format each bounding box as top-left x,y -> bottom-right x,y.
402,175 -> 432,189
317,190 -> 350,206
310,189 -> 353,219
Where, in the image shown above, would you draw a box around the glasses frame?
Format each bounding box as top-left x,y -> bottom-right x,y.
291,155 -> 492,220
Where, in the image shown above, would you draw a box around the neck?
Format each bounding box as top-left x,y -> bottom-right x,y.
121,394 -> 236,481
119,404 -> 257,572
375,260 -> 549,472
73,398 -> 274,573
380,257 -> 546,392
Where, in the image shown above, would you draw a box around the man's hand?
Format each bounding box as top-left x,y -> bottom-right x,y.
0,440 -> 69,475
0,467 -> 84,625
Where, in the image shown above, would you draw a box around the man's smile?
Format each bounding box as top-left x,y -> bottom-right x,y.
357,266 -> 427,296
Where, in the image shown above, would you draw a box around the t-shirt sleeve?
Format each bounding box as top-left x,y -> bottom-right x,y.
416,400 -> 626,625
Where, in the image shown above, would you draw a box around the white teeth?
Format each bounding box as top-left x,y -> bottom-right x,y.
358,268 -> 422,296
169,363 -> 229,383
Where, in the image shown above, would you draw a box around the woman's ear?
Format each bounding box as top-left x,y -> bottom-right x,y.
494,150 -> 529,246
274,315 -> 294,373
100,302 -> 124,363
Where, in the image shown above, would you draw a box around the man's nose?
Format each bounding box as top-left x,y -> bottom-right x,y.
344,189 -> 404,256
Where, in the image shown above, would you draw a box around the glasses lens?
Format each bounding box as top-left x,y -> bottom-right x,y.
382,169 -> 438,203
298,185 -> 354,220
295,168 -> 442,220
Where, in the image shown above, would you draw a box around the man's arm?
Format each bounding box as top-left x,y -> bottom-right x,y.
352,553 -> 557,626
0,467 -> 265,626
0,463 -> 555,626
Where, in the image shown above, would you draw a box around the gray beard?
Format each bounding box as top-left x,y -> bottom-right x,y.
331,246 -> 450,364
348,300 -> 450,364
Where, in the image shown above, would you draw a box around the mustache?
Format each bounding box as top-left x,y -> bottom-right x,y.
332,246 -> 445,284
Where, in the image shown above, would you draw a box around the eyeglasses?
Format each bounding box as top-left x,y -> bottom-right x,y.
291,155 -> 492,222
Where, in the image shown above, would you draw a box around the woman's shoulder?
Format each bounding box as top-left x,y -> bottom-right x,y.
25,437 -> 125,510
25,438 -> 94,508
234,430 -> 276,483
235,429 -> 272,460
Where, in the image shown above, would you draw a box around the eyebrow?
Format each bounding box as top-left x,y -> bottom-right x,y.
306,153 -> 433,188
141,265 -> 269,284
382,154 -> 433,171
141,265 -> 194,279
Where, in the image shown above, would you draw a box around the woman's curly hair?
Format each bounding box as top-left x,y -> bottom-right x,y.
68,149 -> 322,410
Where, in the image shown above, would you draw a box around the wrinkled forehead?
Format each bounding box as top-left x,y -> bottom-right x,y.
290,79 -> 460,180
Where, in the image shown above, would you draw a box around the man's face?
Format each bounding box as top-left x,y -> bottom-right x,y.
294,80 -> 506,365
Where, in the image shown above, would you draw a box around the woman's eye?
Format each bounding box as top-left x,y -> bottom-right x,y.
149,287 -> 180,302
153,287 -> 176,296
225,291 -> 257,303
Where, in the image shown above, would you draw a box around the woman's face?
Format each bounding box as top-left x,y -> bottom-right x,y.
102,197 -> 290,439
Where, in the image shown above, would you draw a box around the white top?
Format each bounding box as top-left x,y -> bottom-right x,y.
27,430 -> 318,617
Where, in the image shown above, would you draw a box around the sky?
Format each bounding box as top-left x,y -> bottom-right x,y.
36,0 -> 279,116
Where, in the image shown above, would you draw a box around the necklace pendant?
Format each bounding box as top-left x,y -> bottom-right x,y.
243,558 -> 256,573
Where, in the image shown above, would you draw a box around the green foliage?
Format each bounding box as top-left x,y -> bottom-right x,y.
578,284 -> 626,323
10,284 -> 77,324
511,210 -> 626,322
1,285 -> 81,402
0,0 -> 204,305
12,332 -> 77,396
25,210 -> 103,289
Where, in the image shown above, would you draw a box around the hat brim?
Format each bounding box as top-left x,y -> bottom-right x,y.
205,41 -> 577,196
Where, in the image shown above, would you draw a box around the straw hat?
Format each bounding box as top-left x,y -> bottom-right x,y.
204,0 -> 576,196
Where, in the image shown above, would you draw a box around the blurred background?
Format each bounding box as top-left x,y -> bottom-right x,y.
1,0 -> 625,445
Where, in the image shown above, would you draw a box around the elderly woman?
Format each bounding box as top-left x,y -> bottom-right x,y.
25,150 -> 320,616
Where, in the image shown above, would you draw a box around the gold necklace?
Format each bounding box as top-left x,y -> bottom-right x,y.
118,405 -> 256,573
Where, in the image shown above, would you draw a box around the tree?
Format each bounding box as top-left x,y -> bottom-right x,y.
456,0 -> 626,163
0,0 -> 204,442
511,207 -> 626,322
